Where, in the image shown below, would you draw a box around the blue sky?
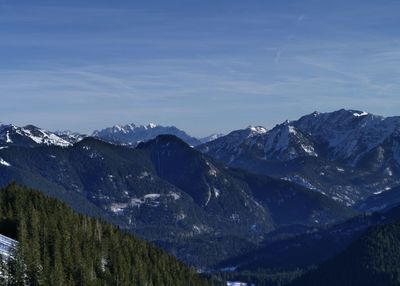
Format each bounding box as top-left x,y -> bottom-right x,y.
1,0 -> 400,136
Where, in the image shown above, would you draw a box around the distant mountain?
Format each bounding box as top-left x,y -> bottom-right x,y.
198,126 -> 268,163
0,122 -> 210,148
53,130 -> 87,144
0,134 -> 354,267
199,133 -> 225,144
198,124 -> 317,163
198,109 -> 400,207
293,110 -> 400,166
93,123 -> 202,146
0,124 -> 72,148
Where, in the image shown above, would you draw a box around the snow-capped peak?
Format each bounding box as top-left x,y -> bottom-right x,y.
114,125 -> 125,132
288,125 -> 297,135
93,123 -> 201,146
262,123 -> 318,160
292,109 -> 400,165
95,123 -> 160,135
248,126 -> 268,135
0,124 -> 72,147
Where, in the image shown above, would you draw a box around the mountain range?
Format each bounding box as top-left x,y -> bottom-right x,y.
0,122 -> 222,150
92,123 -> 203,146
0,134 -> 354,267
2,109 -> 400,284
198,109 -> 400,208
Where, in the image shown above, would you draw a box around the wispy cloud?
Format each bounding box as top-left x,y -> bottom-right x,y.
1,1 -> 400,135
274,14 -> 307,64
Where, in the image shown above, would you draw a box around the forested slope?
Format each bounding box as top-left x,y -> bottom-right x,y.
0,183 -> 210,286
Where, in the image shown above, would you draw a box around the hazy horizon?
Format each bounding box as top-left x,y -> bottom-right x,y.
0,107 -> 394,137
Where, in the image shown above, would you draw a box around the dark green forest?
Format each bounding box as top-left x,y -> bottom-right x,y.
291,222 -> 400,286
0,183 -> 210,286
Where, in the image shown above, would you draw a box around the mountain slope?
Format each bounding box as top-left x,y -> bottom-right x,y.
93,123 -> 201,146
198,110 -> 400,207
356,186 -> 400,212
198,126 -> 268,164
228,170 -> 356,227
0,135 -> 354,267
293,109 -> 400,167
0,183 -> 210,286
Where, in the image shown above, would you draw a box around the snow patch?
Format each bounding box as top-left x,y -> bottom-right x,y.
169,192 -> 181,200
0,158 -> 11,167
353,111 -> 369,117
301,144 -> 317,156
18,127 -> 71,147
128,192 -> 180,208
176,212 -> 186,221
385,167 -> 393,176
206,161 -> 218,177
227,281 -> 249,286
249,126 -> 268,134
213,187 -> 221,198
143,194 -> 161,199
282,175 -> 317,190
5,131 -> 12,143
204,189 -> 212,206
288,125 -> 297,135
191,224 -> 209,234
138,171 -> 151,179
110,203 -> 128,214
374,187 -> 392,195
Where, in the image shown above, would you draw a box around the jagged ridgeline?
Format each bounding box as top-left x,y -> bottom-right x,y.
0,183 -> 211,286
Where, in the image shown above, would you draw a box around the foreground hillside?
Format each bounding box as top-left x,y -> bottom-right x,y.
292,221 -> 400,286
0,183 -> 210,286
